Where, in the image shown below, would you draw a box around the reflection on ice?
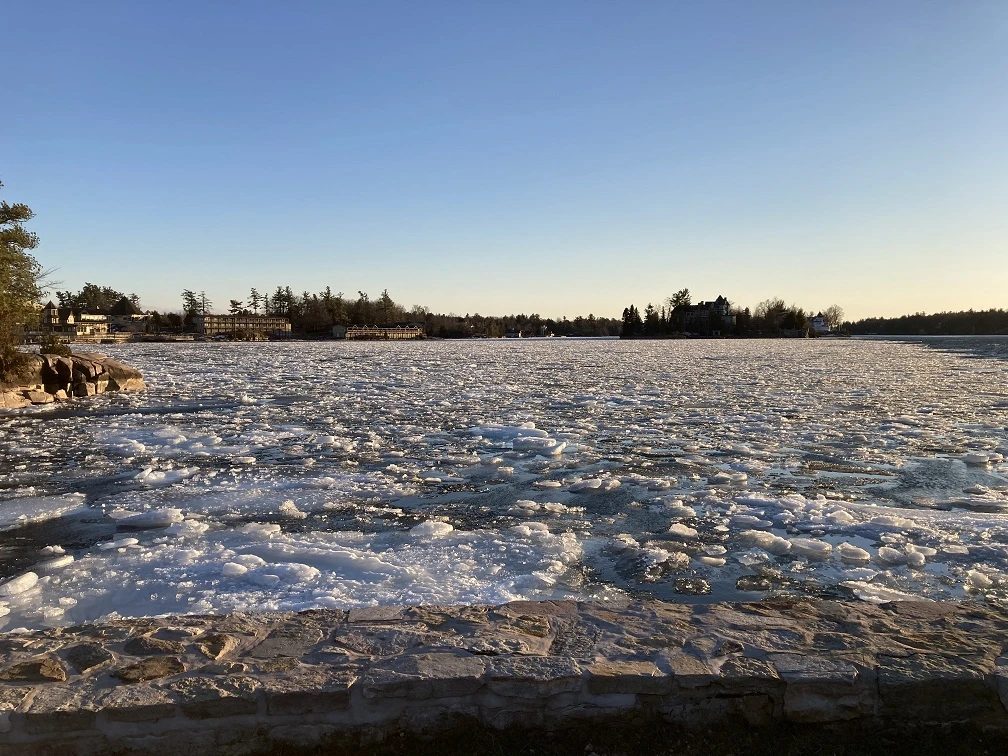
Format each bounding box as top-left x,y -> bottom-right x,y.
0,337 -> 1007,628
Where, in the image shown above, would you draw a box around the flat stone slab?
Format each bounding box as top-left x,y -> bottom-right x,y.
0,599 -> 1006,753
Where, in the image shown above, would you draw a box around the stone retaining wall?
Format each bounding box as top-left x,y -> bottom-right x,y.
1,599 -> 1007,754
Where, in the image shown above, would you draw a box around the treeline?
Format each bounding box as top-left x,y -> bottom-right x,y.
423,311 -> 621,338
174,286 -> 620,338
846,309 -> 1008,336
56,283 -> 140,312
182,287 -> 422,336
621,290 -> 844,339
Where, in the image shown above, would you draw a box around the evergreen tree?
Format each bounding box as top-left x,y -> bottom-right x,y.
0,181 -> 45,373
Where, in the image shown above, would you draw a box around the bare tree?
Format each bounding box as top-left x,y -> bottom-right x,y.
823,304 -> 845,330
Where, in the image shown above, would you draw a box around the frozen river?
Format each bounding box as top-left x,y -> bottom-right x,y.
1,337 -> 1007,629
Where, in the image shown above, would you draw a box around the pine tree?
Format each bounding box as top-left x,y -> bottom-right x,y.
0,181 -> 45,373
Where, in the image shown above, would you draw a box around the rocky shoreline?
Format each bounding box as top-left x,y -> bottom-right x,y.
0,353 -> 146,408
1,598 -> 1007,754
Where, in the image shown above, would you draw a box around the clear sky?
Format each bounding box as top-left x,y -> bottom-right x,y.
3,0 -> 1006,320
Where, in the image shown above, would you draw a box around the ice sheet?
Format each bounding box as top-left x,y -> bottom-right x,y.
1,337 -> 1006,628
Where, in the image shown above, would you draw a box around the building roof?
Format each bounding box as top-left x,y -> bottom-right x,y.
109,296 -> 144,317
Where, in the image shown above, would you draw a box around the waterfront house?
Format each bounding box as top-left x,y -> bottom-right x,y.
109,296 -> 151,333
339,324 -> 424,340
673,295 -> 736,337
40,301 -> 109,338
808,313 -> 831,335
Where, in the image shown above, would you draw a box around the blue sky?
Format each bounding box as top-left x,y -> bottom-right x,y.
4,1 -> 1006,319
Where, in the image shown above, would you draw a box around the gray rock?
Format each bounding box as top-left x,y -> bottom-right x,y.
124,635 -> 186,656
0,390 -> 31,408
55,356 -> 74,384
660,651 -> 715,689
95,685 -> 178,723
487,656 -> 582,698
347,606 -> 407,623
0,656 -> 66,682
250,624 -> 322,658
23,389 -> 54,404
878,653 -> 999,720
718,656 -> 782,693
23,682 -> 100,734
361,653 -> 485,699
0,687 -> 30,734
73,381 -> 96,397
263,667 -> 357,715
331,626 -> 431,657
587,660 -> 672,695
66,642 -> 114,674
114,656 -> 186,683
197,632 -> 239,660
167,676 -> 260,719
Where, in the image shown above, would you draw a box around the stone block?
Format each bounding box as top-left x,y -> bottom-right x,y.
263,668 -> 357,715
587,660 -> 672,695
96,685 -> 179,723
110,376 -> 147,392
168,675 -> 260,719
66,642 -> 114,673
347,606 -> 407,623
878,653 -> 1000,720
331,626 -> 431,656
40,357 -> 59,382
124,635 -> 186,655
769,652 -> 875,722
548,619 -> 601,657
717,656 -> 783,694
487,656 -> 582,698
197,632 -> 239,660
361,653 -> 485,700
114,656 -> 186,683
0,687 -> 30,734
72,358 -> 100,379
659,651 -> 715,689
250,623 -> 322,658
0,656 -> 66,682
24,708 -> 97,734
23,390 -> 54,404
268,723 -> 340,749
23,683 -> 99,734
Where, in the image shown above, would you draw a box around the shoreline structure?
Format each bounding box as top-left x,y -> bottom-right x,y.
0,598 -> 1006,753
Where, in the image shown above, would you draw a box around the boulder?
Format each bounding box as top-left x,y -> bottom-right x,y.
23,390 -> 55,404
73,382 -> 96,398
76,353 -> 146,393
2,351 -> 145,406
72,360 -> 96,381
40,357 -> 60,384
0,391 -> 31,409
